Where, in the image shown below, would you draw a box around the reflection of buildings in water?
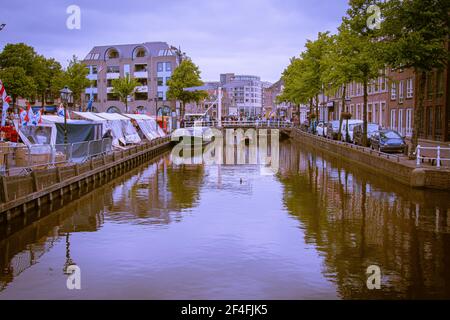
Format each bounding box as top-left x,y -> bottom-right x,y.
277,140 -> 450,299
106,155 -> 204,225
0,187 -> 108,292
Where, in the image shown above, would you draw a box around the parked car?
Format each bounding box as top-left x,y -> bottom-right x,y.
370,130 -> 407,153
340,120 -> 364,143
316,122 -> 327,137
326,121 -> 341,140
353,123 -> 382,146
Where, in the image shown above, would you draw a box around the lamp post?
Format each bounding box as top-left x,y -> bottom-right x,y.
60,86 -> 73,144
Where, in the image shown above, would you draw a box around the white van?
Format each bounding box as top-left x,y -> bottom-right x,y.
340,120 -> 363,143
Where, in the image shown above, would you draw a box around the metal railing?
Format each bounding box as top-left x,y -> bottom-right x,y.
183,120 -> 294,128
416,145 -> 450,168
0,138 -> 113,175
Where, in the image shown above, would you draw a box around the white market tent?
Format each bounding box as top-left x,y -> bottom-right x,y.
124,114 -> 163,141
96,112 -> 141,145
73,111 -> 110,138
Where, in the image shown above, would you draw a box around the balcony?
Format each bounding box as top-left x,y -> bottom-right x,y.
135,86 -> 149,93
106,73 -> 120,80
134,71 -> 148,78
107,87 -> 114,93
87,74 -> 98,81
85,87 -> 98,94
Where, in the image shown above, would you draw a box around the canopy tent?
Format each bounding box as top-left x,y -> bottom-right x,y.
96,113 -> 141,145
41,115 -> 102,144
124,114 -> 162,141
73,111 -> 111,140
15,121 -> 57,147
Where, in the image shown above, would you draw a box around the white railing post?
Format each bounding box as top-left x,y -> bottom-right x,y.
436,146 -> 441,168
416,145 -> 421,167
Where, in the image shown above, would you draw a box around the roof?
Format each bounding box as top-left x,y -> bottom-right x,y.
41,115 -> 94,125
124,114 -> 154,120
96,112 -> 130,121
73,111 -> 107,122
83,42 -> 176,61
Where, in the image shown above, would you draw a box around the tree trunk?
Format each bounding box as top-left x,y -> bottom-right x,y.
41,93 -> 46,109
410,69 -> 426,158
125,99 -> 128,113
338,84 -> 347,141
315,94 -> 319,123
309,98 -> 314,133
362,78 -> 368,147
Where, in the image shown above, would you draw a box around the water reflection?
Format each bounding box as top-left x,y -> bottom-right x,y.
0,140 -> 449,299
278,141 -> 450,299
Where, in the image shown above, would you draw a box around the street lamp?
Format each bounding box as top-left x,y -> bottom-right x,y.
60,86 -> 73,144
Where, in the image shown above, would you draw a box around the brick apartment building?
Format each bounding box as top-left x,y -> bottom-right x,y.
328,66 -> 449,146
81,42 -> 180,115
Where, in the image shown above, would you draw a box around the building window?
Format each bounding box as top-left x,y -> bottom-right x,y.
107,93 -> 120,101
106,49 -> 119,60
406,108 -> 412,136
427,107 -> 433,137
85,94 -> 98,102
165,62 -> 172,72
391,82 -> 397,100
107,106 -> 120,113
107,66 -> 120,73
134,64 -> 147,72
436,70 -> 444,97
157,62 -> 164,72
427,72 -> 434,100
107,79 -> 114,87
166,76 -> 171,84
398,109 -> 403,135
399,80 -> 404,103
136,78 -> 147,86
406,78 -> 414,98
157,91 -> 164,100
91,66 -> 98,74
390,109 -> 396,129
135,92 -> 148,101
157,77 -> 164,86
435,106 -> 442,139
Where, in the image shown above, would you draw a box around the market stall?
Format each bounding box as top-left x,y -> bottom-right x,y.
124,114 -> 161,141
96,112 -> 141,145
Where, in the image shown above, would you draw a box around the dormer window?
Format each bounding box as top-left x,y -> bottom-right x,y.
106,48 -> 119,60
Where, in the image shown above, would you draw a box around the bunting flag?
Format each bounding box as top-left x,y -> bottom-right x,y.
19,108 -> 27,125
57,103 -> 70,118
0,80 -> 12,127
35,109 -> 43,124
86,95 -> 94,111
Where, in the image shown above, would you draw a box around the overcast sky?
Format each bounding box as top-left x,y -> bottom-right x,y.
0,0 -> 348,83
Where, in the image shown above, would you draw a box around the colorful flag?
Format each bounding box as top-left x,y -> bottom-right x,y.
19,108 -> 27,125
0,80 -> 12,127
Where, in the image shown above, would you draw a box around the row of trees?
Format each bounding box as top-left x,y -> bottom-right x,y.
0,43 -> 90,109
279,0 -> 449,156
0,42 -> 207,118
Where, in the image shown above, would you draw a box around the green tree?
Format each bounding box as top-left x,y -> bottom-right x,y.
279,32 -> 332,132
64,55 -> 90,109
111,74 -> 140,113
33,55 -> 65,105
380,0 -> 450,157
167,59 -> 207,119
341,0 -> 385,146
0,67 -> 36,109
0,43 -> 38,76
322,28 -> 359,140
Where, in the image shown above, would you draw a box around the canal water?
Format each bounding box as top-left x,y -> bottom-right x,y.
1,138 -> 450,299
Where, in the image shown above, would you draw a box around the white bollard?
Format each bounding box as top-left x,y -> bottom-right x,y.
416,145 -> 421,167
436,146 -> 441,168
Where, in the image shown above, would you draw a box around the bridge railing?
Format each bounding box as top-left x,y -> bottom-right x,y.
184,120 -> 294,128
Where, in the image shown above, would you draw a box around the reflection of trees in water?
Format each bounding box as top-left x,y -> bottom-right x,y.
0,185 -> 108,292
277,140 -> 450,299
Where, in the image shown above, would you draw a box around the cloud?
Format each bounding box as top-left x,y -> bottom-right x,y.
0,0 -> 348,82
